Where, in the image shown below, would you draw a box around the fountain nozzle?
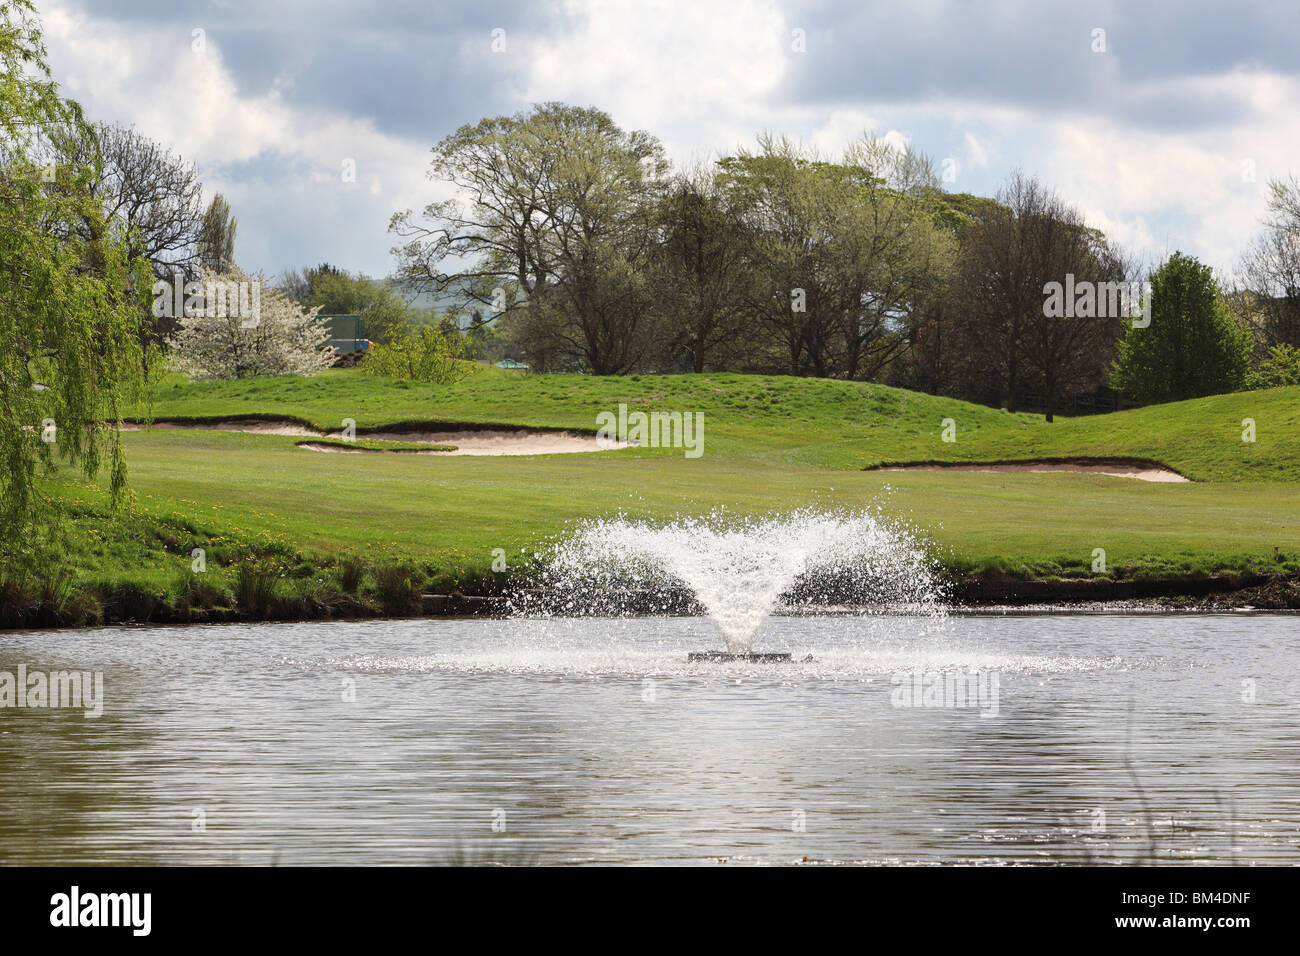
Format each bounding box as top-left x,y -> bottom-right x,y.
687,651 -> 794,663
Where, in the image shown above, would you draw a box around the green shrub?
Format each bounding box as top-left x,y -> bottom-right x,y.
1246,343 -> 1300,389
111,581 -> 161,622
370,562 -> 422,616
171,572 -> 232,615
235,563 -> 278,619
338,554 -> 366,593
361,326 -> 470,384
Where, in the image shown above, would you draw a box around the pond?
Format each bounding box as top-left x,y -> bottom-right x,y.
0,613 -> 1295,865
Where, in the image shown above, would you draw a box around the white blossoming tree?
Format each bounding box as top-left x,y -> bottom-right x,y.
170,266 -> 336,379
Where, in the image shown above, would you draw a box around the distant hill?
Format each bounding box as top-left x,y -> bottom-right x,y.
385,275 -> 486,326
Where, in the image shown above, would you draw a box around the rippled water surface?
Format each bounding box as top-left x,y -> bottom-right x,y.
1,614 -> 1296,865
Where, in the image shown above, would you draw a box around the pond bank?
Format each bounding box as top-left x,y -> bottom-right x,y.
4,571 -> 1298,631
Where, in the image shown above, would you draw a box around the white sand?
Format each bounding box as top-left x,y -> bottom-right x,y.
877,461 -> 1189,482
363,429 -> 620,455
120,420 -> 625,456
296,442 -> 448,455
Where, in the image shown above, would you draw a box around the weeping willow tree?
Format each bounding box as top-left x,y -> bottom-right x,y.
0,0 -> 151,577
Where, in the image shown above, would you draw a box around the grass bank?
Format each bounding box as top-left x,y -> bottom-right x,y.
9,370 -> 1299,626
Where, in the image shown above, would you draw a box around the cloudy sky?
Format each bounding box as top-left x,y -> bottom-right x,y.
40,0 -> 1300,280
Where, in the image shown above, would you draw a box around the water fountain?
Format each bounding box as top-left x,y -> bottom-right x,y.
513,507 -> 947,660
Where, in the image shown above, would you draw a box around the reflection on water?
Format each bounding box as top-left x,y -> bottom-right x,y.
0,614 -> 1297,865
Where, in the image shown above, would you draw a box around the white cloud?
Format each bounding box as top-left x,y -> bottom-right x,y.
808,110 -> 880,156
42,2 -> 432,277
519,0 -> 792,162
1036,75 -> 1300,274
963,130 -> 989,169
37,0 -> 1300,280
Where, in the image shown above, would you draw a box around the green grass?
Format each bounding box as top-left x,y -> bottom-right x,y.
24,369 -> 1300,622
138,369 -> 1300,482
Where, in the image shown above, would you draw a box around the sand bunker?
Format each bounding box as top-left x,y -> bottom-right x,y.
875,460 -> 1189,482
121,418 -> 625,456
296,442 -> 448,455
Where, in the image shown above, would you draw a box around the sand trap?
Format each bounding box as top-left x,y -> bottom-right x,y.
363,429 -> 622,455
120,418 -> 626,456
121,418 -> 318,437
296,442 -> 451,455
876,460 -> 1189,482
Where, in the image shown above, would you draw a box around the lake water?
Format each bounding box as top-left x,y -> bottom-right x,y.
1,613 -> 1296,865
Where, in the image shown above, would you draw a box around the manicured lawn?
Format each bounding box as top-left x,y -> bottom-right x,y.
51,411 -> 1300,595
137,369 -> 1300,482
25,367 -> 1298,617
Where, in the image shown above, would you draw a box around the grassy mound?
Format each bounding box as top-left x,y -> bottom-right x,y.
144,370 -> 1300,482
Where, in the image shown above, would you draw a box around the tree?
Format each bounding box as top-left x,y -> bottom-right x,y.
718,134 -> 947,380
362,325 -> 470,384
1016,187 -> 1129,422
170,267 -> 335,379
62,122 -> 206,369
891,192 -> 1002,395
948,172 -> 1126,417
1237,175 -> 1300,349
718,138 -> 847,376
837,137 -> 951,381
0,0 -> 149,573
281,266 -> 415,344
647,167 -> 753,372
391,102 -> 667,374
83,123 -> 204,276
1245,343 -> 1300,389
278,261 -> 340,302
1110,252 -> 1251,403
197,193 -> 237,272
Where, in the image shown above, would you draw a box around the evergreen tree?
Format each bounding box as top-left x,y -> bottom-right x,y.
1111,252 -> 1251,403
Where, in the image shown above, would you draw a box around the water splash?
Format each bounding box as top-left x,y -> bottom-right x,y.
511,508 -> 948,652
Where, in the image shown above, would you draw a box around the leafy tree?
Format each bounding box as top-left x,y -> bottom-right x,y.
887,192 -> 1001,395
717,138 -> 847,376
718,134 -> 947,380
362,325 -> 470,384
197,192 -> 237,271
1237,175 -> 1300,348
1245,343 -> 1300,389
303,270 -> 414,344
650,166 -> 757,372
278,261 -> 340,302
460,309 -> 501,360
949,172 -> 1127,417
170,267 -> 335,379
1110,252 -> 1251,403
0,0 -> 149,573
391,102 -> 666,374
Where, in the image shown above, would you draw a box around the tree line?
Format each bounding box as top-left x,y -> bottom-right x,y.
390,102 -> 1300,419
